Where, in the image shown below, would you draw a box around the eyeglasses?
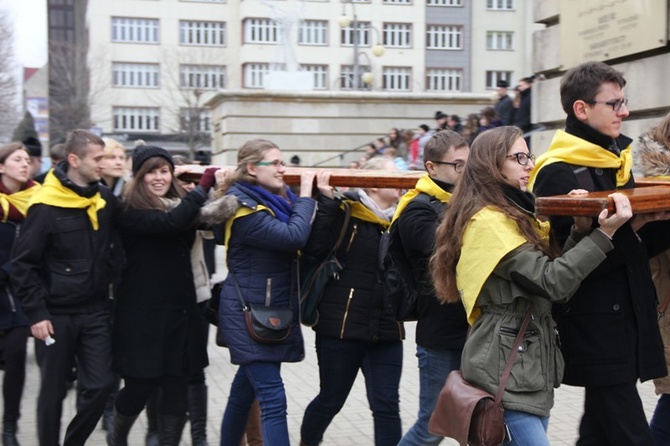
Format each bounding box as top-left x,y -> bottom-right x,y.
256,160 -> 286,168
506,152 -> 535,166
586,98 -> 628,112
431,160 -> 465,173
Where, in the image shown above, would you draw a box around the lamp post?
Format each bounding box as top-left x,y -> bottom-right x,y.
338,0 -> 384,90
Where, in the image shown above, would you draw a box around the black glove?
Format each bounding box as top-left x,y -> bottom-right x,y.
199,167 -> 219,193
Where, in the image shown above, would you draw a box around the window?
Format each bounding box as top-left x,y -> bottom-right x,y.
112,63 -> 160,88
382,67 -> 411,91
486,31 -> 513,50
299,20 -> 327,45
341,22 -> 370,46
113,107 -> 160,132
243,63 -> 268,88
340,65 -> 371,90
427,0 -> 462,5
244,18 -> 279,44
426,68 -> 462,92
487,0 -> 514,10
300,64 -> 328,89
111,17 -> 159,43
180,109 -> 211,133
383,0 -> 411,3
180,65 -> 226,89
486,70 -> 512,89
426,25 -> 462,49
383,23 -> 411,48
179,21 -> 225,46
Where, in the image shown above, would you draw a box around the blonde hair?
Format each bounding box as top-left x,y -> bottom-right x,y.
102,137 -> 127,158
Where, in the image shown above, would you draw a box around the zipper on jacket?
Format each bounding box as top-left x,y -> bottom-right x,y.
340,288 -> 355,338
345,224 -> 358,252
7,288 -> 16,313
265,278 -> 272,306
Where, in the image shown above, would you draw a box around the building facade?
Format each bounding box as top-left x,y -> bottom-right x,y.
48,0 -> 537,153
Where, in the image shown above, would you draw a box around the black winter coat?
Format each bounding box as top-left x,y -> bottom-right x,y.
533,119 -> 670,387
11,166 -> 119,324
304,194 -> 404,342
113,188 -> 209,378
395,190 -> 467,350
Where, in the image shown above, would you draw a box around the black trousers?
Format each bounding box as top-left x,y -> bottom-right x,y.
2,325 -> 29,422
35,310 -> 113,446
577,382 -> 655,446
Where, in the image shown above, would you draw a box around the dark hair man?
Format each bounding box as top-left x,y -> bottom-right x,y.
494,79 -> 514,125
395,130 -> 470,445
530,61 -> 670,446
11,129 -> 120,446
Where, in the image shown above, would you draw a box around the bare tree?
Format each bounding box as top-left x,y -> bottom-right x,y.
0,10 -> 21,142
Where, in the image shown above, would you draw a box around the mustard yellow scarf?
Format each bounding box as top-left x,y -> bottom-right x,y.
456,207 -> 550,325
0,183 -> 41,222
528,130 -> 632,191
29,170 -> 106,230
347,201 -> 391,229
392,175 -> 451,223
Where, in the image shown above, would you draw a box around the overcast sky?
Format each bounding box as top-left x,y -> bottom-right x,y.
2,0 -> 48,67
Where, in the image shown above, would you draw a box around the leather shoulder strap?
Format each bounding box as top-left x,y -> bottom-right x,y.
495,303 -> 534,404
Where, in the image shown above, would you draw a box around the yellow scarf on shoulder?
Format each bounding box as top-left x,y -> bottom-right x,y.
456,207 -> 550,325
392,175 -> 451,223
0,182 -> 41,222
528,130 -> 632,191
223,205 -> 270,259
29,170 -> 106,230
347,201 -> 391,229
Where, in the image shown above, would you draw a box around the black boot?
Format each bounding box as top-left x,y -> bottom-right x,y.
158,414 -> 187,446
106,409 -> 138,446
145,389 -> 160,446
2,421 -> 19,446
188,383 -> 209,446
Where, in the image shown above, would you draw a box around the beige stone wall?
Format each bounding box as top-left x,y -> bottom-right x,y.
530,0 -> 670,166
207,90 -> 493,167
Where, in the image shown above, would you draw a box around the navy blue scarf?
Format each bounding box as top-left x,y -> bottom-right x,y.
236,182 -> 297,223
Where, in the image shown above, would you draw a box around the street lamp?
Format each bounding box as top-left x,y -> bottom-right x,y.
338,0 -> 385,90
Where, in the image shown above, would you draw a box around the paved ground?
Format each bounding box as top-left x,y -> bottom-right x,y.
14,321 -> 659,445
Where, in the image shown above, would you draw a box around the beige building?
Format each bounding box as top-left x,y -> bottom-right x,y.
52,0 -> 539,159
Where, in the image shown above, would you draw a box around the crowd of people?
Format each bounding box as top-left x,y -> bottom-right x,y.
355,77 -> 536,172
0,59 -> 670,446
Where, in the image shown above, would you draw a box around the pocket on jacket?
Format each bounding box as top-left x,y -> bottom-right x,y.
48,259 -> 90,303
499,326 -> 544,392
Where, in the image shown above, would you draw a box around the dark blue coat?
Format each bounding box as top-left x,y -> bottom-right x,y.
217,184 -> 316,365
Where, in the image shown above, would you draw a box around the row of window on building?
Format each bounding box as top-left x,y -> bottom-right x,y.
112,62 -> 512,91
111,17 -> 514,51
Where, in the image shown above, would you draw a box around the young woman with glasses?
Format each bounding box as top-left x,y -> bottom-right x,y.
430,126 -> 631,445
209,139 -> 317,446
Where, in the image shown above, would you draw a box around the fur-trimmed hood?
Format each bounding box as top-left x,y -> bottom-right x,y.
199,193 -> 240,226
635,132 -> 670,177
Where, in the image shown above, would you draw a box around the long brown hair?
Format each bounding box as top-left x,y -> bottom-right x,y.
123,156 -> 185,210
430,126 -> 557,303
213,139 -> 280,198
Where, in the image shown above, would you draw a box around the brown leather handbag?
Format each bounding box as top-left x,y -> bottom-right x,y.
428,304 -> 535,446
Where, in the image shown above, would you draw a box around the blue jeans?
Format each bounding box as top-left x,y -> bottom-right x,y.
220,362 -> 288,446
503,409 -> 549,446
300,335 -> 403,446
651,393 -> 670,444
398,345 -> 462,446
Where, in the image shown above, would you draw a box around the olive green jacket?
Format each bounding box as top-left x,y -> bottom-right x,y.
461,228 -> 613,417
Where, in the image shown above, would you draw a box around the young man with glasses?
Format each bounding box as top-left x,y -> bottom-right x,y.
395,130 -> 469,446
530,61 -> 670,446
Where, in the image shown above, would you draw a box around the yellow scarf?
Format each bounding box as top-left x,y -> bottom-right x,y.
29,170 -> 107,230
528,130 -> 632,191
392,175 -> 451,223
0,183 -> 41,222
456,207 -> 550,325
347,201 -> 391,229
